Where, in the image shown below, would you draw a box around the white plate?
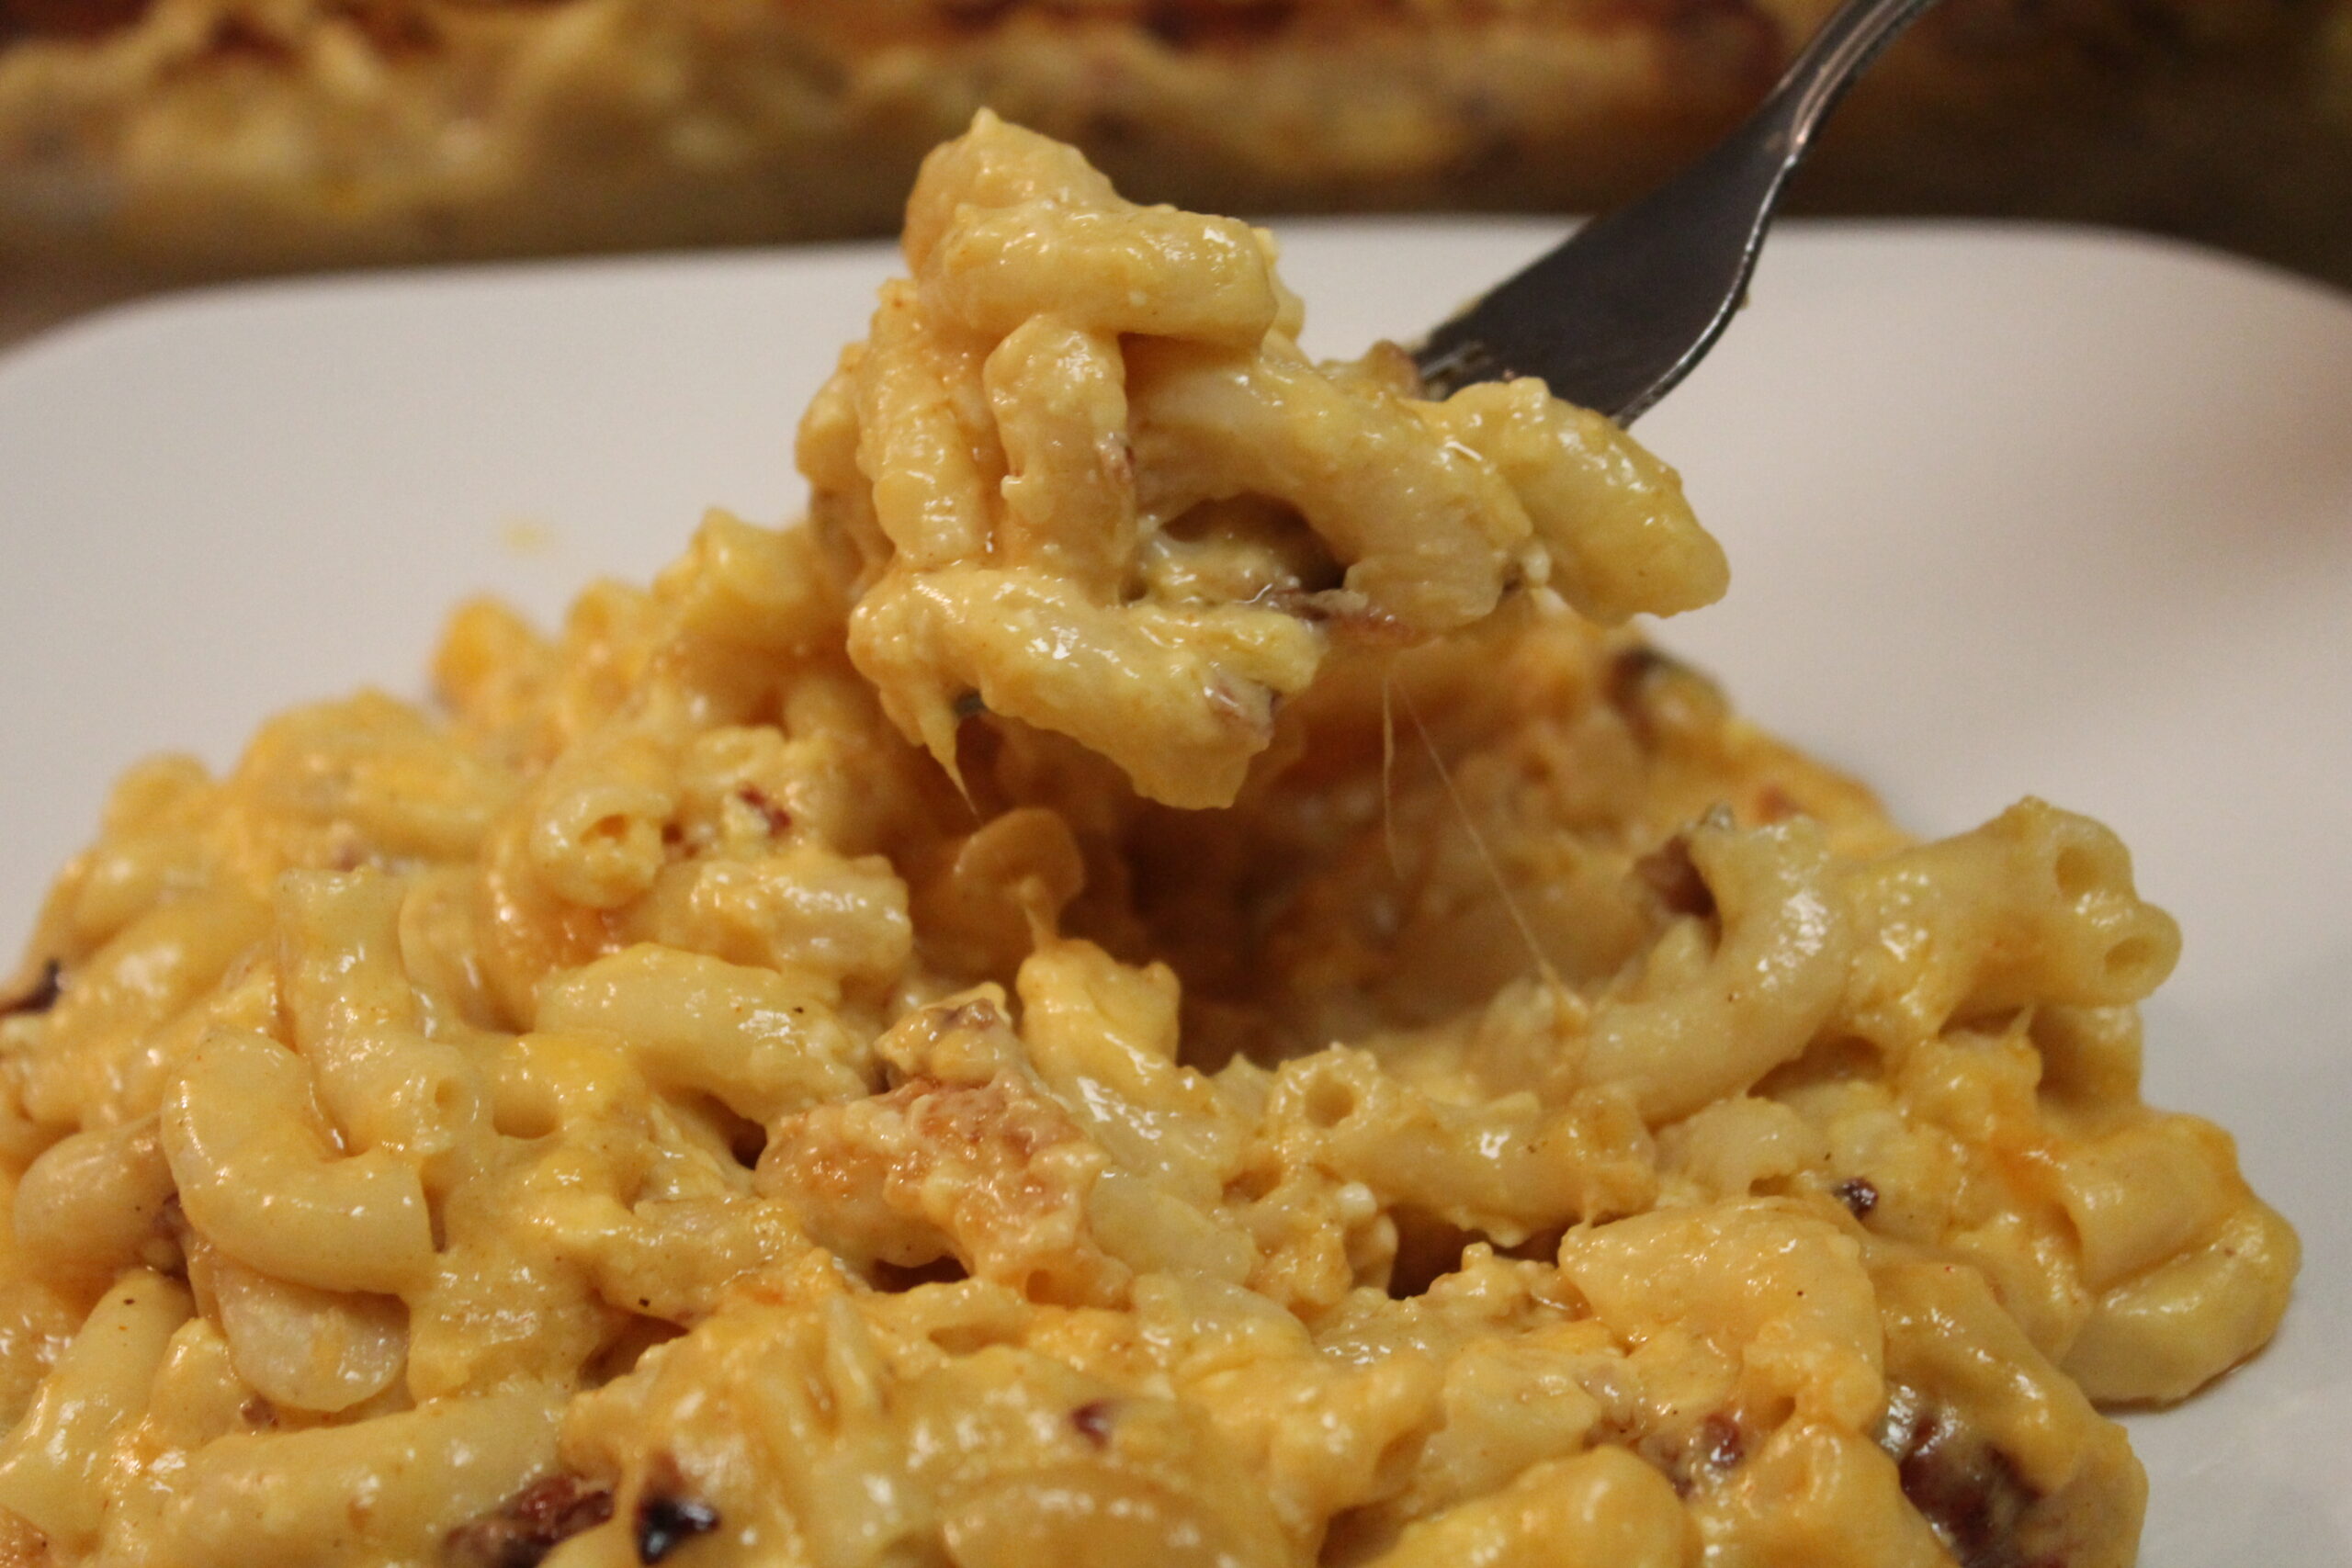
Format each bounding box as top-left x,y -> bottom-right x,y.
2,222 -> 2346,1563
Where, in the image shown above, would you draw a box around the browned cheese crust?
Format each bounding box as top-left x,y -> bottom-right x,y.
2,0 -> 2349,306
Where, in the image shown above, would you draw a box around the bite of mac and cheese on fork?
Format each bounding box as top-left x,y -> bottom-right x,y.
0,113 -> 2296,1568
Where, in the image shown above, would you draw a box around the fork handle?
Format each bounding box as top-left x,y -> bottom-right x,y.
1772,0 -> 1947,156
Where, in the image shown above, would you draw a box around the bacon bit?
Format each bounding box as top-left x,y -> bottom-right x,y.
0,959 -> 61,1018
1668,1412 -> 1747,1495
1633,835 -> 1715,919
1070,1399 -> 1116,1449
1833,1176 -> 1880,1219
634,1492 -> 720,1564
1881,1389 -> 2039,1568
1697,1413 -> 1745,1470
735,784 -> 791,835
447,1475 -> 616,1568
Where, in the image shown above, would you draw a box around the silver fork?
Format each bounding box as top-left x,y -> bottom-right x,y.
1413,0 -> 1944,423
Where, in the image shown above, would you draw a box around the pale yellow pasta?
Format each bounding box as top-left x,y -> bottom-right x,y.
0,1271 -> 190,1555
276,870 -> 486,1168
1839,798 -> 2182,1047
160,1031 -> 435,1295
1365,1448 -> 1690,1568
1578,817 -> 1851,1122
535,945 -> 869,1122
526,732 -> 681,910
807,111 -> 1726,810
187,1239 -> 405,1416
0,112 -> 2296,1568
155,1387 -> 563,1568
11,1118 -> 172,1279
2063,1200 -> 2301,1405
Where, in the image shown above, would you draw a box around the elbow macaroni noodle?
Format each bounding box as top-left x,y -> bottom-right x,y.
0,113 -> 2296,1567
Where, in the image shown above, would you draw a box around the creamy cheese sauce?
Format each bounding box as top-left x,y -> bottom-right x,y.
0,112 -> 2294,1568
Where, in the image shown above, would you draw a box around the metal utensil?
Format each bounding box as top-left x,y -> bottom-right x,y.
1413,0 -> 1943,422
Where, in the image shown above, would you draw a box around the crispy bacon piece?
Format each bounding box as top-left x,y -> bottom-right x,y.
633,1492 -> 720,1564
444,1475 -> 615,1568
1881,1388 -> 2041,1568
0,959 -> 60,1017
1832,1176 -> 1880,1219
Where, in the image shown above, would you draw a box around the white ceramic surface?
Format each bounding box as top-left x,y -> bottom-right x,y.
1,221 -> 2346,1563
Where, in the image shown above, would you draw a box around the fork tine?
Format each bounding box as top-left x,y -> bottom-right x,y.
1412,0 -> 1942,422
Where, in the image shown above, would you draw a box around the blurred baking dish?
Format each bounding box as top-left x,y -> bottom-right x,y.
3,0 -> 2349,310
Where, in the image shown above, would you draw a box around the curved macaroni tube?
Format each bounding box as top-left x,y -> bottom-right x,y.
1366,1447 -> 1692,1568
933,205 -> 1283,346
1289,1047 -> 1660,1239
1430,378 -> 1728,625
1014,940 -> 1240,1199
848,568 -> 1322,808
191,1237 -> 406,1416
277,869 -> 486,1171
2063,1197 -> 2300,1405
654,507 -> 847,660
912,808 -> 1089,979
1581,818 -> 1851,1124
1558,1201 -> 1884,1429
856,278 -> 999,571
903,1344 -> 1295,1568
806,112 -> 1725,810
17,886 -> 271,1129
1871,1258 -> 2146,1567
1841,798 -> 2181,1047
159,1387 -> 563,1568
12,1114 -> 174,1277
535,943 -> 871,1123
899,108 -> 1120,269
983,315 -> 1136,594
899,112 -> 1296,337
2051,1112 -> 2238,1293
626,841 -> 916,985
1128,339 -> 1529,634
161,1029 -> 435,1294
1014,942 -> 1260,1280
234,693 -> 516,863
524,730 -> 680,910
1692,1419 -> 1953,1568
474,815 -> 616,1032
941,1463 -> 1289,1568
0,1269 -> 191,1554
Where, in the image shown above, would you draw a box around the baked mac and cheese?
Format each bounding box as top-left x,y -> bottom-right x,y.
0,114 -> 2296,1568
